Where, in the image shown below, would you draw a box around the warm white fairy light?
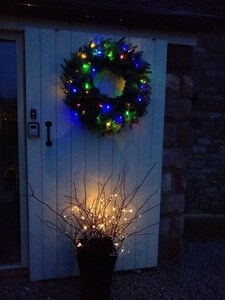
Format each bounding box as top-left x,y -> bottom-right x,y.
63,191 -> 137,250
33,166 -> 157,259
35,167 -> 158,257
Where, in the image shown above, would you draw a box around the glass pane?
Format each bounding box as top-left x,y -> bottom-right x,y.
0,40 -> 20,264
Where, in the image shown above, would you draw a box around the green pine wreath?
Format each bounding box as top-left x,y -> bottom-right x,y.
61,37 -> 151,134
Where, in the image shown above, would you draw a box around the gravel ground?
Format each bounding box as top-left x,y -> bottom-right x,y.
0,239 -> 225,300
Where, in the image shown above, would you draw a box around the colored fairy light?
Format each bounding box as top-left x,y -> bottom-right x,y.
114,115 -> 123,124
96,115 -> 101,124
61,36 -> 151,134
135,61 -> 141,68
91,67 -> 96,75
140,79 -> 146,84
140,83 -> 146,91
107,51 -> 114,60
121,43 -> 129,52
137,95 -> 143,102
93,48 -> 103,57
106,120 -> 112,128
82,63 -> 91,73
102,103 -> 112,113
84,82 -> 91,90
90,41 -> 96,48
97,50 -> 103,57
81,52 -> 87,59
73,111 -> 78,117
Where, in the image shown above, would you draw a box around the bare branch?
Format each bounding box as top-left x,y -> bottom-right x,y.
26,165 -> 158,254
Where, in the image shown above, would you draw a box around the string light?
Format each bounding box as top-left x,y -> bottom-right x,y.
62,189 -> 141,255
90,41 -> 96,48
82,63 -> 91,73
35,165 -> 158,261
84,82 -> 91,90
61,37 -> 151,134
81,52 -> 87,59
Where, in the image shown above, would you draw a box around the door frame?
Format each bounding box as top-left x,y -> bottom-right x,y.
0,31 -> 28,269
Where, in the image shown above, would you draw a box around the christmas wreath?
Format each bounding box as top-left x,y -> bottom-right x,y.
61,37 -> 151,134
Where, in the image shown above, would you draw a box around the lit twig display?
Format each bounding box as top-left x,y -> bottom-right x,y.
29,165 -> 158,255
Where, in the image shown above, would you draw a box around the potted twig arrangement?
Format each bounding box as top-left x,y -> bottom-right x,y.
29,165 -> 158,300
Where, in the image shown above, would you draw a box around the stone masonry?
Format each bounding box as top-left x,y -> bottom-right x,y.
159,44 -> 193,260
186,31 -> 225,214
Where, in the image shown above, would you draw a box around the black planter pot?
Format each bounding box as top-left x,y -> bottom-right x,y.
76,238 -> 117,300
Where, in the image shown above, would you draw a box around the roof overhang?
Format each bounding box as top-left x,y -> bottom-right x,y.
1,1 -> 224,32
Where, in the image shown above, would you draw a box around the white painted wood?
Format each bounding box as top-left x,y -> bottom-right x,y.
131,38 -> 155,270
55,30 -> 75,278
25,28 -> 44,280
39,28 -> 58,279
25,27 -> 167,280
147,39 -> 168,267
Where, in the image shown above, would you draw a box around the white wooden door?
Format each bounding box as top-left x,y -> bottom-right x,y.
25,27 -> 167,280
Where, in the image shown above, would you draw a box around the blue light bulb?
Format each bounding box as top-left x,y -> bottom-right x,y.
97,50 -> 103,57
140,83 -> 146,91
121,43 -> 129,52
137,95 -> 143,102
135,61 -> 141,69
115,115 -> 123,124
102,103 -> 112,113
71,110 -> 79,119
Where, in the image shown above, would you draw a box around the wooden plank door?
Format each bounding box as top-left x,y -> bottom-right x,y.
25,27 -> 167,280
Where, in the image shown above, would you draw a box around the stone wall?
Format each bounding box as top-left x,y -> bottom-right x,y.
159,44 -> 193,260
159,31 -> 225,260
186,32 -> 225,214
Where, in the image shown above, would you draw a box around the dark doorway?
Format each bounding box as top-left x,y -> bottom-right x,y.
0,39 -> 21,264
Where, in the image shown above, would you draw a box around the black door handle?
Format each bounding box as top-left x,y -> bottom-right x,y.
45,121 -> 52,147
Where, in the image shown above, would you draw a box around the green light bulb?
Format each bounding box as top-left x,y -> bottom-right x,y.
107,51 -> 114,60
84,82 -> 91,90
82,63 -> 91,73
